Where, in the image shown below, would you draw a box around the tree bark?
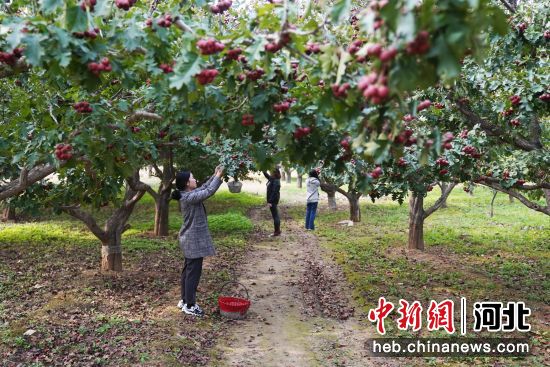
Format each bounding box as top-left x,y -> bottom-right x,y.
281,170 -> 286,181
297,175 -> 303,188
509,194 -> 514,203
154,189 -> 171,236
439,182 -> 448,208
408,195 -> 425,250
327,190 -> 337,211
320,182 -> 337,211
1,205 -> 15,222
101,232 -> 123,272
348,195 -> 361,222
285,169 -> 292,184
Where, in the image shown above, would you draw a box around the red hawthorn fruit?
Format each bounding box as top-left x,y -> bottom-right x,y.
439,169 -> 449,175
516,179 -> 525,186
379,47 -> 397,62
402,114 -> 415,122
158,130 -> 168,138
397,157 -> 407,167
210,0 -> 232,14
406,31 -> 430,55
427,185 -> 434,192
305,42 -> 321,54
196,69 -> 219,85
538,93 -> 550,102
159,63 -> 174,73
241,114 -> 254,126
442,142 -> 453,150
417,99 -> 431,112
370,166 -> 383,179
503,170 -> 510,179
509,95 -> 521,106
73,101 -> 93,113
510,118 -> 521,127
197,38 -> 225,55
115,0 -> 137,11
502,107 -> 514,116
436,158 -> 449,166
293,126 -> 311,139
442,132 -> 454,143
80,0 -> 97,11
332,83 -> 350,98
517,22 -> 527,33
434,102 -> 444,109
273,101 -> 290,113
459,129 -> 469,138
156,14 -> 173,28
366,44 -> 382,58
544,30 -> 550,39
340,138 -> 351,150
347,40 -> 363,55
55,143 -> 73,160
225,48 -> 242,61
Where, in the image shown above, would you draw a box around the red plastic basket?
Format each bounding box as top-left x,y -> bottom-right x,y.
218,281 -> 251,319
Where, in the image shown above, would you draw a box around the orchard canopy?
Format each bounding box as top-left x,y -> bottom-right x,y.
0,0 -> 548,265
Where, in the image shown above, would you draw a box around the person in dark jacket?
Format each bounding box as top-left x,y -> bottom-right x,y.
172,165 -> 224,317
263,168 -> 281,236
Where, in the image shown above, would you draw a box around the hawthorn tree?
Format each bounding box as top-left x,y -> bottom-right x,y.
0,0 -> 511,271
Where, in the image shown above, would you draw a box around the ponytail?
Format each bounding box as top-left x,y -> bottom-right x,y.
171,190 -> 182,201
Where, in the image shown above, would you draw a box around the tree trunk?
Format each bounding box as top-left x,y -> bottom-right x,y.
101,233 -> 123,271
408,195 -> 425,250
285,169 -> 292,184
509,194 -> 514,203
154,189 -> 171,236
2,205 -> 15,222
439,183 -> 448,208
281,170 -> 286,181
297,175 -> 303,188
327,190 -> 337,211
348,195 -> 361,222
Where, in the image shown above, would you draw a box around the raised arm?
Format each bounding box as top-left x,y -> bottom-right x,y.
263,171 -> 271,180
181,176 -> 222,204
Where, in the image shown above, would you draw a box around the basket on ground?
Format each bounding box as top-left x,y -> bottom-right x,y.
218,281 -> 251,319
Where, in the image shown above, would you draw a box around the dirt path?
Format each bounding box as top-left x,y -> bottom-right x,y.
215,207 -> 399,367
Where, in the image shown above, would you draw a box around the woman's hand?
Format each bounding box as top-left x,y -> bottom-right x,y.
268,203 -> 272,208
215,165 -> 225,177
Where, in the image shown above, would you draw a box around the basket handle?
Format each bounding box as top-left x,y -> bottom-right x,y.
218,281 -> 249,299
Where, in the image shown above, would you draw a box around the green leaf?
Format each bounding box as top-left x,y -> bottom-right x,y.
22,34 -> 46,66
330,0 -> 351,24
40,0 -> 64,14
335,51 -> 350,85
396,11 -> 415,41
66,6 -> 88,33
170,52 -> 202,90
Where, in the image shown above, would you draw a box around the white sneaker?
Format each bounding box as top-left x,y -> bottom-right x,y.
177,300 -> 184,309
183,303 -> 205,317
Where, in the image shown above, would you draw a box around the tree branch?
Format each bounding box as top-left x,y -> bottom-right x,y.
0,163 -> 62,201
126,173 -> 157,201
479,176 -> 550,190
61,205 -> 108,242
482,182 -> 550,216
174,18 -> 196,35
126,111 -> 163,124
424,183 -> 457,218
451,95 -> 542,151
498,0 -> 516,13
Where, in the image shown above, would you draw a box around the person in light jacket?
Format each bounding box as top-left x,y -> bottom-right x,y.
263,168 -> 281,236
305,169 -> 320,230
172,165 -> 224,317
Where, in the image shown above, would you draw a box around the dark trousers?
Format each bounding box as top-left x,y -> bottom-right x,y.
305,202 -> 318,230
180,257 -> 203,306
270,204 -> 280,232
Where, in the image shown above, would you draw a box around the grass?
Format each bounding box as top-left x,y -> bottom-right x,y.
289,184 -> 549,366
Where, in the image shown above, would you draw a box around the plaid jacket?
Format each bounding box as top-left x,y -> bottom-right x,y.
178,175 -> 222,259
